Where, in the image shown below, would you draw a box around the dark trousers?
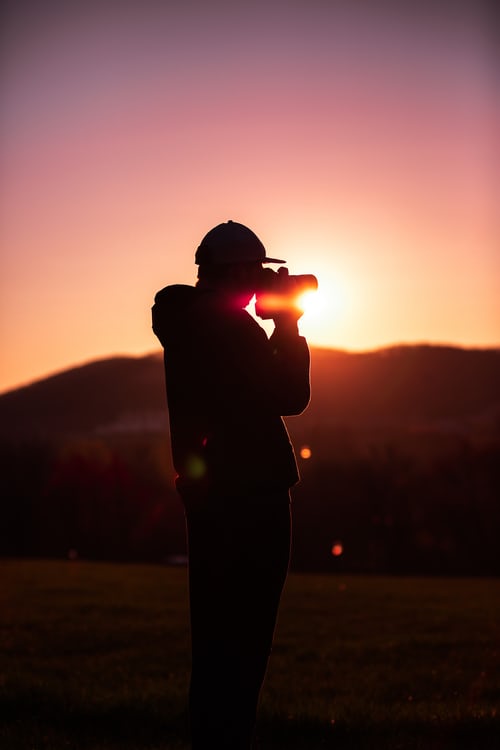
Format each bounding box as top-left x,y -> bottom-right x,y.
184,489 -> 291,749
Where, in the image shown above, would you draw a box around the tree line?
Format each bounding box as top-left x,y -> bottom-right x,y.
1,431 -> 499,575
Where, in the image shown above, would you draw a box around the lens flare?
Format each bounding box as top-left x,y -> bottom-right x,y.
295,289 -> 319,315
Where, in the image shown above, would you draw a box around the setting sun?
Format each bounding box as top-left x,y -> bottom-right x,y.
295,289 -> 319,315
296,268 -> 353,347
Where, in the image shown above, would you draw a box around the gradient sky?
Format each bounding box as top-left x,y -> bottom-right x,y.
1,0 -> 498,393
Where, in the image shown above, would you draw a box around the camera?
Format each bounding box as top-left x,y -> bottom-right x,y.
255,267 -> 318,319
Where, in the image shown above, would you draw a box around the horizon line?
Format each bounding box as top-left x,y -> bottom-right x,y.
2,340 -> 499,397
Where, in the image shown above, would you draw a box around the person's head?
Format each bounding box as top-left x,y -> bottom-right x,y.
195,221 -> 285,307
197,260 -> 263,308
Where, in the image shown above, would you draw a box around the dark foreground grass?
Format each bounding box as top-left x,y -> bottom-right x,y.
1,560 -> 499,749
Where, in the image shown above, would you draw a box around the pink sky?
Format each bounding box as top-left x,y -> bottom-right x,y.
1,0 -> 498,393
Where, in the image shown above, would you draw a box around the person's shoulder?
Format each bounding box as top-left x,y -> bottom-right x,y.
197,298 -> 269,347
154,284 -> 196,307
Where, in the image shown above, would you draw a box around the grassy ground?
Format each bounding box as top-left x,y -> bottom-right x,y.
1,560 -> 499,749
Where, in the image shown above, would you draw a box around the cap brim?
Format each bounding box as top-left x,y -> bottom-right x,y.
263,257 -> 286,264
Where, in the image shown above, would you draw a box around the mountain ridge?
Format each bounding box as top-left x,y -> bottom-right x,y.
0,344 -> 499,442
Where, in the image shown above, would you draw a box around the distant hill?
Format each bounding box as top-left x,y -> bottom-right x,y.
1,346 -> 499,574
0,345 -> 499,447
308,345 -> 500,427
0,353 -> 167,438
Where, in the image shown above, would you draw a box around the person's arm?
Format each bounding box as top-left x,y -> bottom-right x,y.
268,312 -> 310,415
199,308 -> 310,418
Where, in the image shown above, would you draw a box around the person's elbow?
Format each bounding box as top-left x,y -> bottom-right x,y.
281,384 -> 311,416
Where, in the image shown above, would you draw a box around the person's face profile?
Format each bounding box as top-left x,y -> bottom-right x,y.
227,262 -> 263,306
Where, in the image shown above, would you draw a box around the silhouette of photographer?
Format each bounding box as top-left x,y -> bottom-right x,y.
152,221 -> 311,749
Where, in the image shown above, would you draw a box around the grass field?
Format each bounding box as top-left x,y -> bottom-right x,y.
1,560 -> 499,749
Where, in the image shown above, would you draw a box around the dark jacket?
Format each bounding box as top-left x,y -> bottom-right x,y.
152,284 -> 310,498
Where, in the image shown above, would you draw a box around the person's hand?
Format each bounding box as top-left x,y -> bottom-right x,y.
272,310 -> 303,337
268,268 -> 303,335
255,267 -> 305,331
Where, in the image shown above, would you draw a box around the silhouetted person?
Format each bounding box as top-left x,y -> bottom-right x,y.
152,221 -> 310,749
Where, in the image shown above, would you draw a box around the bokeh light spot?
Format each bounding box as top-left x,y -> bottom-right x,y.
186,455 -> 206,479
331,541 -> 343,557
300,445 -> 312,459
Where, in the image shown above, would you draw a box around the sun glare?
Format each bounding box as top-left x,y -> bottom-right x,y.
296,270 -> 351,345
250,249 -> 355,347
295,289 -> 320,315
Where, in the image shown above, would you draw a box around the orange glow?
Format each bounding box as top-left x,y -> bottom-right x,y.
0,2 -> 497,394
331,542 -> 344,557
299,446 -> 312,459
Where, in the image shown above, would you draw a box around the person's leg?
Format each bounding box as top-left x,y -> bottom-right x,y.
231,492 -> 291,734
185,490 -> 291,749
186,505 -> 239,748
